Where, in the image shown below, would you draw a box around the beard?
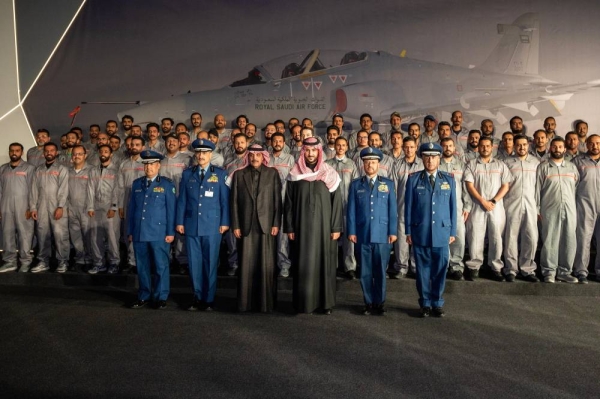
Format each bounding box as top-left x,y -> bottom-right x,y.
550,150 -> 564,160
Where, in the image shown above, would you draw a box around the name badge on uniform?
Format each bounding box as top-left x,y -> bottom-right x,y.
441,182 -> 450,190
205,191 -> 214,197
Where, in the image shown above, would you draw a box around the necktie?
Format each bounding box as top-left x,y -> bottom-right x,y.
369,178 -> 374,191
146,179 -> 151,188
429,174 -> 435,189
200,169 -> 205,181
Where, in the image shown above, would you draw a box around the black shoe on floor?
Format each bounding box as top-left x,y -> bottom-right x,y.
374,304 -> 387,315
522,273 -> 539,283
448,270 -> 463,281
491,271 -> 505,282
432,307 -> 445,317
505,273 -> 515,282
347,270 -> 357,280
129,300 -> 148,309
324,308 -> 332,315
362,305 -> 372,315
155,300 -> 167,310
421,307 -> 431,318
204,302 -> 215,312
187,300 -> 203,311
467,269 -> 479,281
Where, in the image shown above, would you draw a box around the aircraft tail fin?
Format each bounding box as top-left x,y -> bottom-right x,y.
479,13 -> 539,76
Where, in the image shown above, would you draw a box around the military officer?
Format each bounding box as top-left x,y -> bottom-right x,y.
347,147 -> 398,315
176,139 -> 230,311
127,150 -> 176,309
405,143 -> 457,318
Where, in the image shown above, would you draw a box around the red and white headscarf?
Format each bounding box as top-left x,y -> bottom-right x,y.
287,137 -> 341,192
225,143 -> 271,186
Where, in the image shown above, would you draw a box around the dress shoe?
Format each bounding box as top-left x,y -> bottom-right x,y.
421,307 -> 431,318
129,300 -> 148,309
346,270 -> 357,280
491,271 -> 505,282
362,305 -> 372,315
448,270 -> 463,281
467,269 -> 478,281
324,308 -> 332,315
374,304 -> 387,315
522,273 -> 539,283
505,273 -> 515,282
432,307 -> 445,317
577,274 -> 588,284
155,300 -> 167,310
204,302 -> 215,311
544,275 -> 555,283
187,300 -> 203,311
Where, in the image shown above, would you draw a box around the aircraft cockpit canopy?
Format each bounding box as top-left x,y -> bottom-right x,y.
230,50 -> 368,87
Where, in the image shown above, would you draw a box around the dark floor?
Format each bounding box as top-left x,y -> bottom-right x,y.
0,284 -> 599,399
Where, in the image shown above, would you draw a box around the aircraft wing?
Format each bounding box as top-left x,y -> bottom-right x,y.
392,79 -> 600,124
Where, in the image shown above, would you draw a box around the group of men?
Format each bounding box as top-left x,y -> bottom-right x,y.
0,109 -> 596,316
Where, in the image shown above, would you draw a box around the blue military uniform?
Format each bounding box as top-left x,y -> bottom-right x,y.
405,143 -> 457,313
347,147 -> 398,312
176,139 -> 230,308
127,151 -> 176,307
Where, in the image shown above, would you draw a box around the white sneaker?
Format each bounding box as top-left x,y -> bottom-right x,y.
279,269 -> 290,278
56,263 -> 68,273
0,263 -> 17,273
88,265 -> 107,274
556,274 -> 578,284
30,263 -> 49,273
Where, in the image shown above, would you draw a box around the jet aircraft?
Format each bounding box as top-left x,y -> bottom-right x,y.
118,13 -> 600,134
